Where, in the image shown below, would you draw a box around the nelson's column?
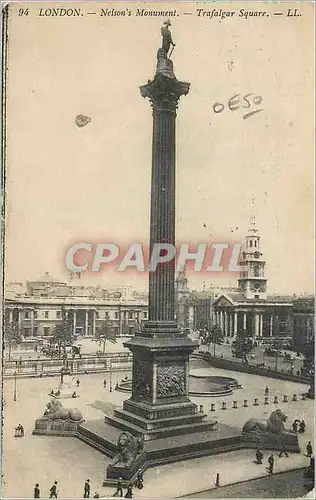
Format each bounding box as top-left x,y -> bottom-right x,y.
102,22 -> 217,477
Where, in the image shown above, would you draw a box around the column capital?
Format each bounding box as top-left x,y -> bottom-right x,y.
140,73 -> 190,111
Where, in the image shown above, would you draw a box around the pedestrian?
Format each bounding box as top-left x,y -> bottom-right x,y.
255,449 -> 263,464
292,420 -> 299,433
103,379 -> 107,388
279,444 -> 289,458
306,441 -> 313,457
49,481 -> 58,498
135,469 -> 143,489
267,454 -> 274,474
299,420 -> 306,433
124,485 -> 133,498
84,479 -> 90,498
34,483 -> 40,498
113,477 -> 123,497
264,386 -> 269,396
19,424 -> 24,437
77,379 -> 80,387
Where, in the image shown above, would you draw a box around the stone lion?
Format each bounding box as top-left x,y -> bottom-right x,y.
242,409 -> 288,435
111,432 -> 144,467
43,399 -> 83,422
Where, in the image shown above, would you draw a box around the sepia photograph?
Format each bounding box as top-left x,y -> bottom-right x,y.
1,1 -> 315,498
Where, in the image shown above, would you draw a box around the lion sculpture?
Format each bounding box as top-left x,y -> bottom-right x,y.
43,399 -> 84,422
242,409 -> 288,435
111,432 -> 144,467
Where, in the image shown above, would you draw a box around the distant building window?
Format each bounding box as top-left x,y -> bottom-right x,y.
115,312 -> 119,319
24,311 -> 30,319
34,311 -> 38,319
129,312 -> 133,319
144,311 -> 148,319
24,328 -> 30,336
254,266 -> 260,277
249,240 -> 253,248
254,295 -> 259,299
56,311 -> 61,319
254,240 -> 257,247
96,312 -> 100,319
45,311 -> 49,319
44,327 -> 50,336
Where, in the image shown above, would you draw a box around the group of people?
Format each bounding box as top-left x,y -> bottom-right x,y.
113,470 -> 144,498
255,440 -> 313,474
292,419 -> 306,433
14,424 -> 24,437
33,480 -> 100,498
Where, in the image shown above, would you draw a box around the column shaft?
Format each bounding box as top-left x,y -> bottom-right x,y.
148,106 -> 176,322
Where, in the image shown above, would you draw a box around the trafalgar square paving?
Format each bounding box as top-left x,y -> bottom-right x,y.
2,360 -> 313,498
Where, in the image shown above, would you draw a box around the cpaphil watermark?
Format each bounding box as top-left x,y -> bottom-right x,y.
65,241 -> 248,275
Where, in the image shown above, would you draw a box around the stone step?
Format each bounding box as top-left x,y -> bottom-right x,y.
113,407 -> 207,430
104,413 -> 218,440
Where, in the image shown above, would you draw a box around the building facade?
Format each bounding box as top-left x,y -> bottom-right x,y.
292,296 -> 315,349
4,273 -> 148,339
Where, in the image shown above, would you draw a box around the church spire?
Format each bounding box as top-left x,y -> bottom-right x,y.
238,203 -> 268,300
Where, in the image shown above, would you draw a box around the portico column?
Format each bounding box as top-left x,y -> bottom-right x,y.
18,309 -> 22,329
92,311 -> 96,336
259,314 -> 263,337
119,309 -> 123,336
255,314 -> 260,336
85,310 -> 89,336
9,309 -> 13,323
31,309 -> 34,336
73,310 -> 77,336
234,312 -> 238,336
243,312 -> 247,329
269,315 -> 273,337
224,311 -> 228,335
230,314 -> 233,336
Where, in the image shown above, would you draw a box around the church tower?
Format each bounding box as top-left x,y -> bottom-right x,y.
238,217 -> 267,300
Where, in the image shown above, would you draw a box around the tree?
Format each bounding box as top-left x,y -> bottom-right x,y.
95,317 -> 117,354
231,329 -> 253,363
5,321 -> 23,360
206,324 -> 224,356
52,308 -> 73,356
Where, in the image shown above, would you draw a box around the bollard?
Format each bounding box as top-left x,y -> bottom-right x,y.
243,399 -> 248,407
274,396 -> 278,404
210,403 -> 216,412
221,402 -> 227,411
302,393 -> 307,401
233,401 -> 238,409
215,473 -> 220,487
283,395 -> 288,403
253,398 -> 259,406
199,405 -> 204,413
292,394 -> 297,402
264,397 -> 269,405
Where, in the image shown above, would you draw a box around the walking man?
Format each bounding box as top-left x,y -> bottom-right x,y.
84,479 -> 91,498
103,379 -> 107,389
255,449 -> 263,464
264,386 -> 269,396
34,483 -> 40,498
268,454 -> 274,474
306,441 -> 313,457
113,477 -> 123,497
49,481 -> 58,498
76,379 -> 80,387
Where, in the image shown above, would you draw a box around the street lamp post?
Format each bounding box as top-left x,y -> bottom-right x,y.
13,371 -> 17,401
109,358 -> 112,392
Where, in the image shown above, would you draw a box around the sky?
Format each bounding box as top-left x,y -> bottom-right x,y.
4,1 -> 315,294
